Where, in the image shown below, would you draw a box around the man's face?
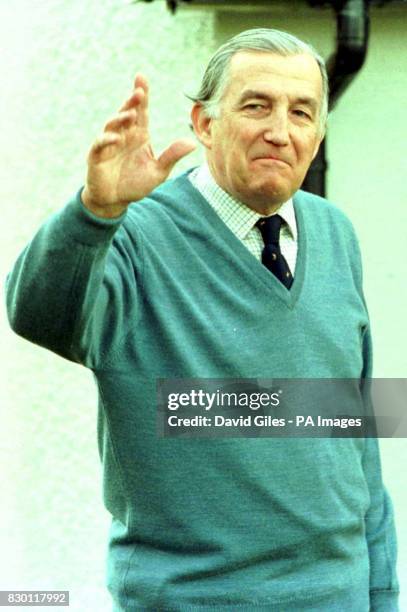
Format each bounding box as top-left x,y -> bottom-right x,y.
192,51 -> 324,214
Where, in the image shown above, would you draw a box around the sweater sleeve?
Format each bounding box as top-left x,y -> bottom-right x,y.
345,220 -> 400,610
361,328 -> 400,611
5,189 -> 141,369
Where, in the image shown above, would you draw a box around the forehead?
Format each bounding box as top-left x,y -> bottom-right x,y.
224,50 -> 323,103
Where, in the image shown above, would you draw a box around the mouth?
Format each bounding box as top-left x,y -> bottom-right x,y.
253,156 -> 290,167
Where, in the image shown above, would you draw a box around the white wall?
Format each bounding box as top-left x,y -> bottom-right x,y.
1,1 -> 405,610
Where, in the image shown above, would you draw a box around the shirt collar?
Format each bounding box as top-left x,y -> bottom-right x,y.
191,163 -> 297,241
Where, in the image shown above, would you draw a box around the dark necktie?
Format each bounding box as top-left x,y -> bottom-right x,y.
257,215 -> 293,289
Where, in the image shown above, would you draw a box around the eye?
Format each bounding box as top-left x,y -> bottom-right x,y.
293,109 -> 312,119
243,103 -> 266,112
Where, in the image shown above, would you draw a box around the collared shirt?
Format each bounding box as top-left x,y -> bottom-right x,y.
188,163 -> 298,274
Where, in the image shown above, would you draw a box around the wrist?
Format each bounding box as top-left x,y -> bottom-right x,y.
81,187 -> 128,219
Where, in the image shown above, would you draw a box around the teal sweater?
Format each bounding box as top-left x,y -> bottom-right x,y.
6,172 -> 399,611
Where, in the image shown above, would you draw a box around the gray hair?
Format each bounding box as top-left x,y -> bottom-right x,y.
189,28 -> 328,136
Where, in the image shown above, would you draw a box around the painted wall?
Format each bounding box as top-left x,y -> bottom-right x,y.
1,1 -> 405,610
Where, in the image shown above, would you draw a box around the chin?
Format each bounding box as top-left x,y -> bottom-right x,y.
246,181 -> 292,208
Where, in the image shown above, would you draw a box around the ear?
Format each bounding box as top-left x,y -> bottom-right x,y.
190,103 -> 213,149
311,132 -> 325,161
311,119 -> 327,160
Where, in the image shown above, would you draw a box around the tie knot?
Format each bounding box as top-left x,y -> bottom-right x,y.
257,214 -> 283,246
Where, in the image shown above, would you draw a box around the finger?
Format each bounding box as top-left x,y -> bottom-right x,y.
89,132 -> 121,161
119,73 -> 148,112
132,78 -> 148,128
157,139 -> 197,174
119,87 -> 148,129
119,88 -> 144,112
128,74 -> 149,127
133,73 -> 149,99
104,110 -> 137,133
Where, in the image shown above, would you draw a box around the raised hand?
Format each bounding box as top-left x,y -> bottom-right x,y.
81,74 -> 196,218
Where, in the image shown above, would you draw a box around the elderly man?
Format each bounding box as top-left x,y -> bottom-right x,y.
6,28 -> 399,611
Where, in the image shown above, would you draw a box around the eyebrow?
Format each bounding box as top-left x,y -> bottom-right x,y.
238,89 -> 318,113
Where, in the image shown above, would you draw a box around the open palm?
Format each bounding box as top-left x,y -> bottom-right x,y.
82,74 -> 196,218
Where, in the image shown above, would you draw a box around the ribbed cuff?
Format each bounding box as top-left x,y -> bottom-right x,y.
57,187 -> 127,246
370,589 -> 399,611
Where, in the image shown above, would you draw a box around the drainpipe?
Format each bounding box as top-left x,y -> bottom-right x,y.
302,0 -> 370,196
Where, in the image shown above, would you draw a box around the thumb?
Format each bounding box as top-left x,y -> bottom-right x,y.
157,139 -> 197,174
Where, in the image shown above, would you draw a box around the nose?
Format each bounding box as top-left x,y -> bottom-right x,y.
263,109 -> 290,147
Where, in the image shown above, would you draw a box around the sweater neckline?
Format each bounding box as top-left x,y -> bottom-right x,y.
172,171 -> 307,309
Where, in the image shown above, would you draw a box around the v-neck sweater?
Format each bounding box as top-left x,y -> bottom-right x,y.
6,171 -> 399,611
188,163 -> 298,273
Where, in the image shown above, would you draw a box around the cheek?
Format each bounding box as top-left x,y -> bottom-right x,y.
239,126 -> 258,148
297,134 -> 321,164
228,129 -> 256,165
214,140 -> 239,171
212,124 -> 259,177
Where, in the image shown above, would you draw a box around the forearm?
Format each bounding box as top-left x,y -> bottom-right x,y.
6,189 -> 125,365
